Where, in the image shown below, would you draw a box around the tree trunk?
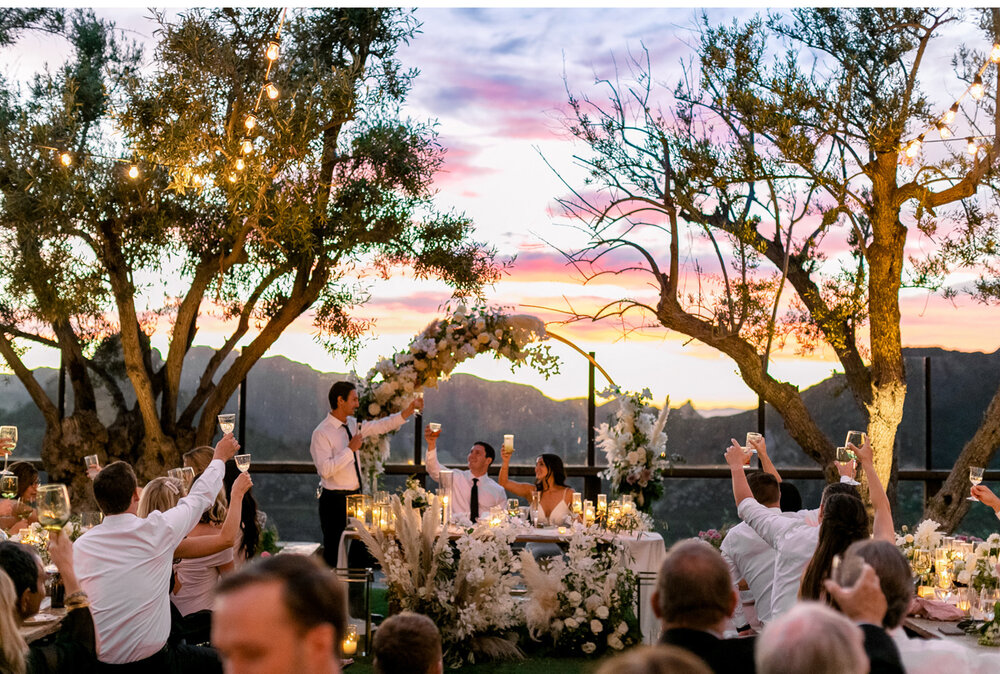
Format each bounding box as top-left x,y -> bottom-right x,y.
924,379 -> 1000,530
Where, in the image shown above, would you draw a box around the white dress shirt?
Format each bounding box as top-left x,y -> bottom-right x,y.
738,498 -> 819,619
720,515 -> 779,625
310,413 -> 406,491
73,459 -> 225,664
425,448 -> 506,519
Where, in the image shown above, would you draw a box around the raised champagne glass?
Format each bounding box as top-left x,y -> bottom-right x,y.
235,454 -> 251,473
37,483 -> 71,532
836,446 -> 861,486
218,414 -> 236,435
845,430 -> 866,449
969,466 -> 985,501
0,426 -> 17,473
0,473 -> 17,500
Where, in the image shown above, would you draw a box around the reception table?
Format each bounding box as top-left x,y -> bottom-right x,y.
337,525 -> 666,642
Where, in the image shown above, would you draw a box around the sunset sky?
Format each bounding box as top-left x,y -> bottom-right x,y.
6,6 -> 1000,411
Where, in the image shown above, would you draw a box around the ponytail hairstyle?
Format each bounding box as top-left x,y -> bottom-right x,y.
799,493 -> 869,601
137,477 -> 183,518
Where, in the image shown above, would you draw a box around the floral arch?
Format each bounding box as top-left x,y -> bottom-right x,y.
354,304 -> 560,484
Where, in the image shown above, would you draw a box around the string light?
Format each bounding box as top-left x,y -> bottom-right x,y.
127,165 -> 139,179
992,43 -> 1000,63
59,152 -> 72,166
241,139 -> 254,155
266,40 -> 280,61
905,134 -> 924,159
935,121 -> 952,139
244,114 -> 257,130
265,82 -> 279,100
943,102 -> 959,125
967,137 -> 980,155
971,74 -> 985,100
235,158 -> 246,171
228,173 -> 237,183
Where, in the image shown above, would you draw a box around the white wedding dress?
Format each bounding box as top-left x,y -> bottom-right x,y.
537,495 -> 572,526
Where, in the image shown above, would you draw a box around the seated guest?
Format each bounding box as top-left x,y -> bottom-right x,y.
823,560 -> 904,674
595,645 -> 713,674
372,611 -> 442,674
654,539 -> 756,674
0,531 -> 96,673
719,471 -> 780,629
73,433 -> 239,673
756,603 -> 868,674
723,435 -> 893,618
424,427 -> 506,521
0,462 -> 40,532
212,554 -> 346,674
498,450 -> 575,526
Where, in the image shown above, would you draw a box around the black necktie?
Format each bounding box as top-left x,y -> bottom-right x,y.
345,423 -> 363,493
470,478 -> 479,521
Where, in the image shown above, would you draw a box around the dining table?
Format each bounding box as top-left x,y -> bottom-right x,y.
18,598 -> 66,643
336,524 -> 666,642
898,617 -> 1000,672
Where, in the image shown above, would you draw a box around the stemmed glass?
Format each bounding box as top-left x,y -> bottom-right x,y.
968,466 -> 985,501
744,432 -> 761,470
218,414 -> 236,435
0,425 -> 17,473
0,473 -> 17,499
37,484 -> 71,532
235,454 -> 251,473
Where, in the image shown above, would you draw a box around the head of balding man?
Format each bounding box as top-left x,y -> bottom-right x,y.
653,539 -> 737,631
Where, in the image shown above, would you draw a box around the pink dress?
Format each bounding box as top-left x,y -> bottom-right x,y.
170,547 -> 234,616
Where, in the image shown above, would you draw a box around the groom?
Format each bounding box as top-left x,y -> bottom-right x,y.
310,381 -> 422,566
424,426 -> 506,521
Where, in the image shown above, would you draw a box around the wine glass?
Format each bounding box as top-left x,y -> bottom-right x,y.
0,426 -> 17,473
911,548 -> 931,578
507,498 -> 520,518
745,432 -> 762,454
36,484 -> 71,532
218,413 -> 236,435
969,466 -> 985,501
0,473 -> 17,499
235,454 -> 251,473
845,430 -> 866,449
836,446 -> 861,486
180,467 -> 196,492
427,422 -> 441,433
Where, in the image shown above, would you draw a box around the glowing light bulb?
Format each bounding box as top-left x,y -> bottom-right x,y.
127,165 -> 139,179
265,82 -> 279,100
60,152 -> 72,166
971,74 -> 985,100
266,41 -> 280,61
992,44 -> 1000,63
245,114 -> 257,130
241,139 -> 254,155
967,137 -> 979,155
235,158 -> 246,171
936,121 -> 952,139
943,102 -> 959,125
229,173 -> 237,183
904,135 -> 923,159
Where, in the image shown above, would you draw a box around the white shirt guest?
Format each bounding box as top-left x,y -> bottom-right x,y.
424,427 -> 505,521
74,435 -> 239,665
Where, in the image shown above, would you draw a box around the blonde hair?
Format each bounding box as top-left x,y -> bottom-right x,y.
183,446 -> 227,525
137,477 -> 183,518
0,570 -> 28,674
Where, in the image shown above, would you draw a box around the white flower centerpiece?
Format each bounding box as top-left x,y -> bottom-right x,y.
352,495 -> 526,667
355,304 -> 559,487
595,386 -> 678,512
519,525 -> 641,657
895,519 -> 944,586
955,534 -> 1000,592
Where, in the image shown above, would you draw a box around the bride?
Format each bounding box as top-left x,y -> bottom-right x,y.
498,450 -> 575,525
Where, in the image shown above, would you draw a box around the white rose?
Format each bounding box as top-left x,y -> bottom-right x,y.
564,617 -> 579,629
368,403 -> 380,415
585,595 -> 602,611
591,619 -> 603,634
478,333 -> 490,344
596,606 -> 609,619
905,534 -> 914,543
568,591 -> 583,605
494,329 -> 503,338
616,621 -> 628,635
608,635 -> 624,650
581,642 -> 596,654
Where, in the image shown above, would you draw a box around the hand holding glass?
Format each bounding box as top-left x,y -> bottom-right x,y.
235,454 -> 251,473
0,426 -> 16,472
218,414 -> 236,435
835,446 -> 861,486
845,430 -> 866,449
969,466 -> 985,501
0,473 -> 17,499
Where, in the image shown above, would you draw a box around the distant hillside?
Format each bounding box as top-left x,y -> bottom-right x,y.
2,346 -> 999,540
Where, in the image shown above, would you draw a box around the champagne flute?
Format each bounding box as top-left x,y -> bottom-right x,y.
911,548 -> 931,578
180,467 -> 196,492
36,484 -> 71,532
0,473 -> 17,500
427,422 -> 441,433
845,430 -> 866,449
0,426 -> 17,473
836,446 -> 861,486
235,453 -> 251,473
218,413 -> 236,435
968,466 -> 985,501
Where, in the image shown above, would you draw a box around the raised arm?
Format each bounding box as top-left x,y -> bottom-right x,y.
726,440 -> 754,506
498,447 -> 534,500
175,472 -> 252,559
850,438 -> 894,542
424,426 -> 442,481
972,485 -> 1000,518
748,434 -> 781,483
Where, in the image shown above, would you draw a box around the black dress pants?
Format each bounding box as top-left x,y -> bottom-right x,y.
319,488 -> 356,567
